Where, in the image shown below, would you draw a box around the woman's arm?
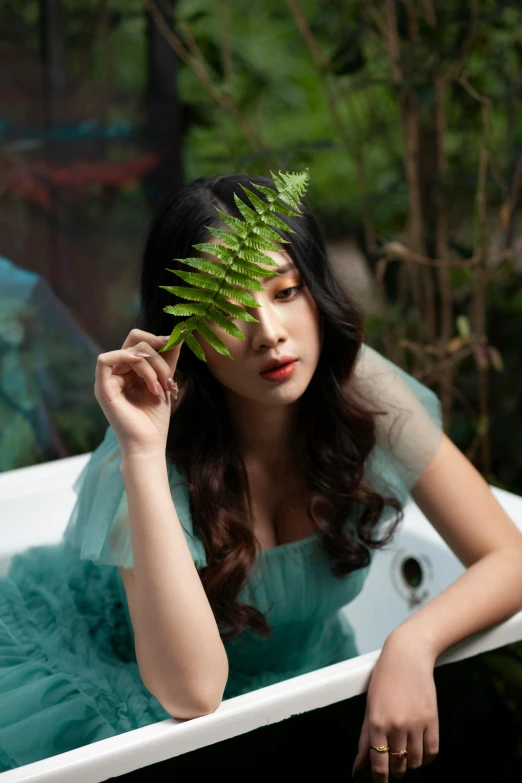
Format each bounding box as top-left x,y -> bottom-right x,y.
119,450 -> 228,719
394,433 -> 522,656
351,434 -> 522,778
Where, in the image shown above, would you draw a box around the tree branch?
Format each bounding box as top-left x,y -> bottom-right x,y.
143,0 -> 265,151
285,0 -> 377,251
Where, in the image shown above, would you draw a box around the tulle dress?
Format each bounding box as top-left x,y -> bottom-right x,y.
0,344 -> 444,770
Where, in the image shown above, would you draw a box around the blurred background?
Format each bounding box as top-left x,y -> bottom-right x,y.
2,1 -> 522,773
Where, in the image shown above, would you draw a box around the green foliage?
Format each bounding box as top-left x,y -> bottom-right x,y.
174,0 -> 522,244
157,169 -> 309,361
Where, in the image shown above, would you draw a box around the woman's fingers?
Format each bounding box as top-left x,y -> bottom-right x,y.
422,722 -> 439,766
388,730 -> 409,779
121,329 -> 169,352
96,348 -> 163,399
365,728 -> 409,782
95,331 -> 184,407
367,733 -> 391,781
126,341 -> 181,394
406,729 -> 424,770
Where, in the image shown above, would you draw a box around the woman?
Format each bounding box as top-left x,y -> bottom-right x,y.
1,173 -> 522,780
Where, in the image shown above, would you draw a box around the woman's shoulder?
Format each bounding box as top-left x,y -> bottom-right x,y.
353,343 -> 444,499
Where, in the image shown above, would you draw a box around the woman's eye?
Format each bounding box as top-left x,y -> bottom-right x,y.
216,285 -> 303,321
277,285 -> 303,300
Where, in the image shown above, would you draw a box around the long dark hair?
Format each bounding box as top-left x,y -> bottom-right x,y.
136,173 -> 403,642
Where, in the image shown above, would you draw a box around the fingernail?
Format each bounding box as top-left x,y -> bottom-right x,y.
159,336 -> 170,343
167,379 -> 179,399
155,382 -> 167,402
130,351 -> 152,358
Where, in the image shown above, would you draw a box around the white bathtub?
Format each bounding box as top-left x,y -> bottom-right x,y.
1,452 -> 522,782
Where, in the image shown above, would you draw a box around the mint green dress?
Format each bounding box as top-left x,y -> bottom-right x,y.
0,345 -> 443,770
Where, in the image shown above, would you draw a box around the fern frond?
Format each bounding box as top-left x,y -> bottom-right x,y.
159,286 -> 219,304
158,168 -> 310,360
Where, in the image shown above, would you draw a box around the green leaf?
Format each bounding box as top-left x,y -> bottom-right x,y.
241,234 -> 279,252
229,257 -> 278,278
258,210 -> 292,233
213,299 -> 259,321
456,314 -> 471,338
224,269 -> 264,291
197,320 -> 234,359
163,303 -> 209,316
168,264 -> 226,282
157,322 -> 185,353
250,183 -> 280,204
206,307 -> 245,338
249,222 -> 283,242
191,243 -> 280,266
263,199 -> 300,217
159,168 -> 310,362
232,192 -> 258,223
235,247 -> 280,266
184,331 -> 207,362
218,282 -> 260,307
214,209 -> 252,238
191,242 -> 235,260
160,286 -> 220,304
239,185 -> 271,217
204,227 -> 244,249
219,201 -> 283,242
269,169 -> 308,211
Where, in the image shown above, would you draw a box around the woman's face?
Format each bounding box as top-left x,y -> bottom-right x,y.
194,237 -> 322,407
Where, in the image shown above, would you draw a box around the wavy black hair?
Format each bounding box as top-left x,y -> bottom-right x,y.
136,173 -> 403,642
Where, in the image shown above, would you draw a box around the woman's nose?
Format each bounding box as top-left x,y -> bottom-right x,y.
249,303 -> 288,348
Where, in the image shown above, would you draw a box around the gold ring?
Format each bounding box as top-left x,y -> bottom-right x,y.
370,745 -> 390,753
390,749 -> 408,760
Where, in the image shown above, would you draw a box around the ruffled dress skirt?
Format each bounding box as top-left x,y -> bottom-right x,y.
0,541 -> 171,771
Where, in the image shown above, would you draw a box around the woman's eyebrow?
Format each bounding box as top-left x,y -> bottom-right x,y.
260,263 -> 297,282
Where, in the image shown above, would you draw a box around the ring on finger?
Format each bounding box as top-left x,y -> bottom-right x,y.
390,749 -> 408,760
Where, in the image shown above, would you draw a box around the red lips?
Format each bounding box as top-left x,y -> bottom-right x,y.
260,356 -> 297,373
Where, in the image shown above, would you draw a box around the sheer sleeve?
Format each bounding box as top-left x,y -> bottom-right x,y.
354,343 -> 444,506
62,425 -> 207,569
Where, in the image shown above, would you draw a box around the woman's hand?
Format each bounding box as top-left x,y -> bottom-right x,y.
352,629 -> 440,781
94,328 -> 184,456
